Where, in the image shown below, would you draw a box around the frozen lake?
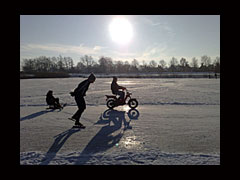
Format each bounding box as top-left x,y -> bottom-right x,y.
20,78 -> 220,107
20,78 -> 220,165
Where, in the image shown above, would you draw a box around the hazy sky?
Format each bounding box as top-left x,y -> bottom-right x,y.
20,15 -> 220,66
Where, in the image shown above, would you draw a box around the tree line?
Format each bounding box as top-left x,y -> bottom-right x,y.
21,55 -> 220,74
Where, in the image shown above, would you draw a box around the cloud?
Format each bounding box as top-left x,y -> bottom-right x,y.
142,17 -> 163,27
20,42 -> 175,64
142,17 -> 176,40
135,43 -> 171,62
93,46 -> 103,51
21,43 -> 105,56
20,42 -> 140,62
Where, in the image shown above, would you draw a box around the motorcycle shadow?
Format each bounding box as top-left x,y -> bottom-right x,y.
73,108 -> 140,164
102,108 -> 140,121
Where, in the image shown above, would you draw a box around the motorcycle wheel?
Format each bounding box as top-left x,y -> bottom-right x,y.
107,99 -> 115,109
128,99 -> 138,109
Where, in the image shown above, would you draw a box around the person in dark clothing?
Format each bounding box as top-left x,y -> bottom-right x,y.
111,77 -> 126,103
46,90 -> 62,109
70,73 -> 96,127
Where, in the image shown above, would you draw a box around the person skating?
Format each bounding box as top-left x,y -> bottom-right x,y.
70,73 -> 96,128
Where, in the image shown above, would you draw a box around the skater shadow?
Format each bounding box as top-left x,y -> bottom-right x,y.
40,128 -> 80,165
20,109 -> 55,121
74,109 -> 140,165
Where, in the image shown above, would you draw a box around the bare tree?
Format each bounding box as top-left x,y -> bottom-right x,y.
201,55 -> 211,67
213,56 -> 220,73
159,59 -> 166,69
98,56 -> 113,73
22,58 -> 35,72
80,55 -> 95,73
131,59 -> 139,68
115,60 -> 124,73
21,54 -> 219,74
179,58 -> 188,67
76,61 -> 86,72
168,57 -> 179,72
191,57 -> 199,68
123,61 -> 131,73
169,57 -> 178,67
213,56 -> 220,66
130,59 -> 139,73
80,55 -> 94,67
149,60 -> 157,68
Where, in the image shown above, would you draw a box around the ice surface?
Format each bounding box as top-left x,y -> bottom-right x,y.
20,78 -> 220,107
20,78 -> 220,165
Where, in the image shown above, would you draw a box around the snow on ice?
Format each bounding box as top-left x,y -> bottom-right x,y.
20,78 -> 220,165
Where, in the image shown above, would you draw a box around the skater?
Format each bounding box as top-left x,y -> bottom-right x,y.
70,73 -> 96,128
111,76 -> 126,104
46,90 -> 62,109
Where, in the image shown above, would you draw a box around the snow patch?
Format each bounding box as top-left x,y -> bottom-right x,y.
20,150 -> 220,165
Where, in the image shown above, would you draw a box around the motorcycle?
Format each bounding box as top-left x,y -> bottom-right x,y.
105,89 -> 138,109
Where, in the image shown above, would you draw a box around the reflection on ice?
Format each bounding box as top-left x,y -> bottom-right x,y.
122,135 -> 141,149
95,108 -> 141,151
117,81 -> 139,85
120,106 -> 130,112
104,80 -> 139,85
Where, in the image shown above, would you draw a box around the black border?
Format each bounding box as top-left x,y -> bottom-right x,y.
16,3 -> 224,176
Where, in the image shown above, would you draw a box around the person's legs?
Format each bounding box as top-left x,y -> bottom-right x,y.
54,98 -> 61,108
47,98 -> 56,108
116,91 -> 125,100
72,96 -> 86,124
116,91 -> 125,104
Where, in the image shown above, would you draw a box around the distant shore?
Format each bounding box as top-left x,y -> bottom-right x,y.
20,72 -> 220,79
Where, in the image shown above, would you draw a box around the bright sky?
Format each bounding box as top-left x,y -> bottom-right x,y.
20,15 -> 220,66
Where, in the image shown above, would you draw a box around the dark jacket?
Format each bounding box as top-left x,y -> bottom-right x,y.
73,80 -> 90,97
46,92 -> 56,105
111,81 -> 124,94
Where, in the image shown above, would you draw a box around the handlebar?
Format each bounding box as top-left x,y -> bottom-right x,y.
124,89 -> 132,95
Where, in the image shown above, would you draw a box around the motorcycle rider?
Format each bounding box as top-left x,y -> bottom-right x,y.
111,76 -> 126,104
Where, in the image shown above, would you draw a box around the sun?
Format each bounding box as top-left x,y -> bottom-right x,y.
109,17 -> 133,45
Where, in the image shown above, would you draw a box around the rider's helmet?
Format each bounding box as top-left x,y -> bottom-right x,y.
113,76 -> 117,81
47,90 -> 53,95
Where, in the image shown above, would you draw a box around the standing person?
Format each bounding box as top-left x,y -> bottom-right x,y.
111,76 -> 126,104
70,73 -> 96,128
